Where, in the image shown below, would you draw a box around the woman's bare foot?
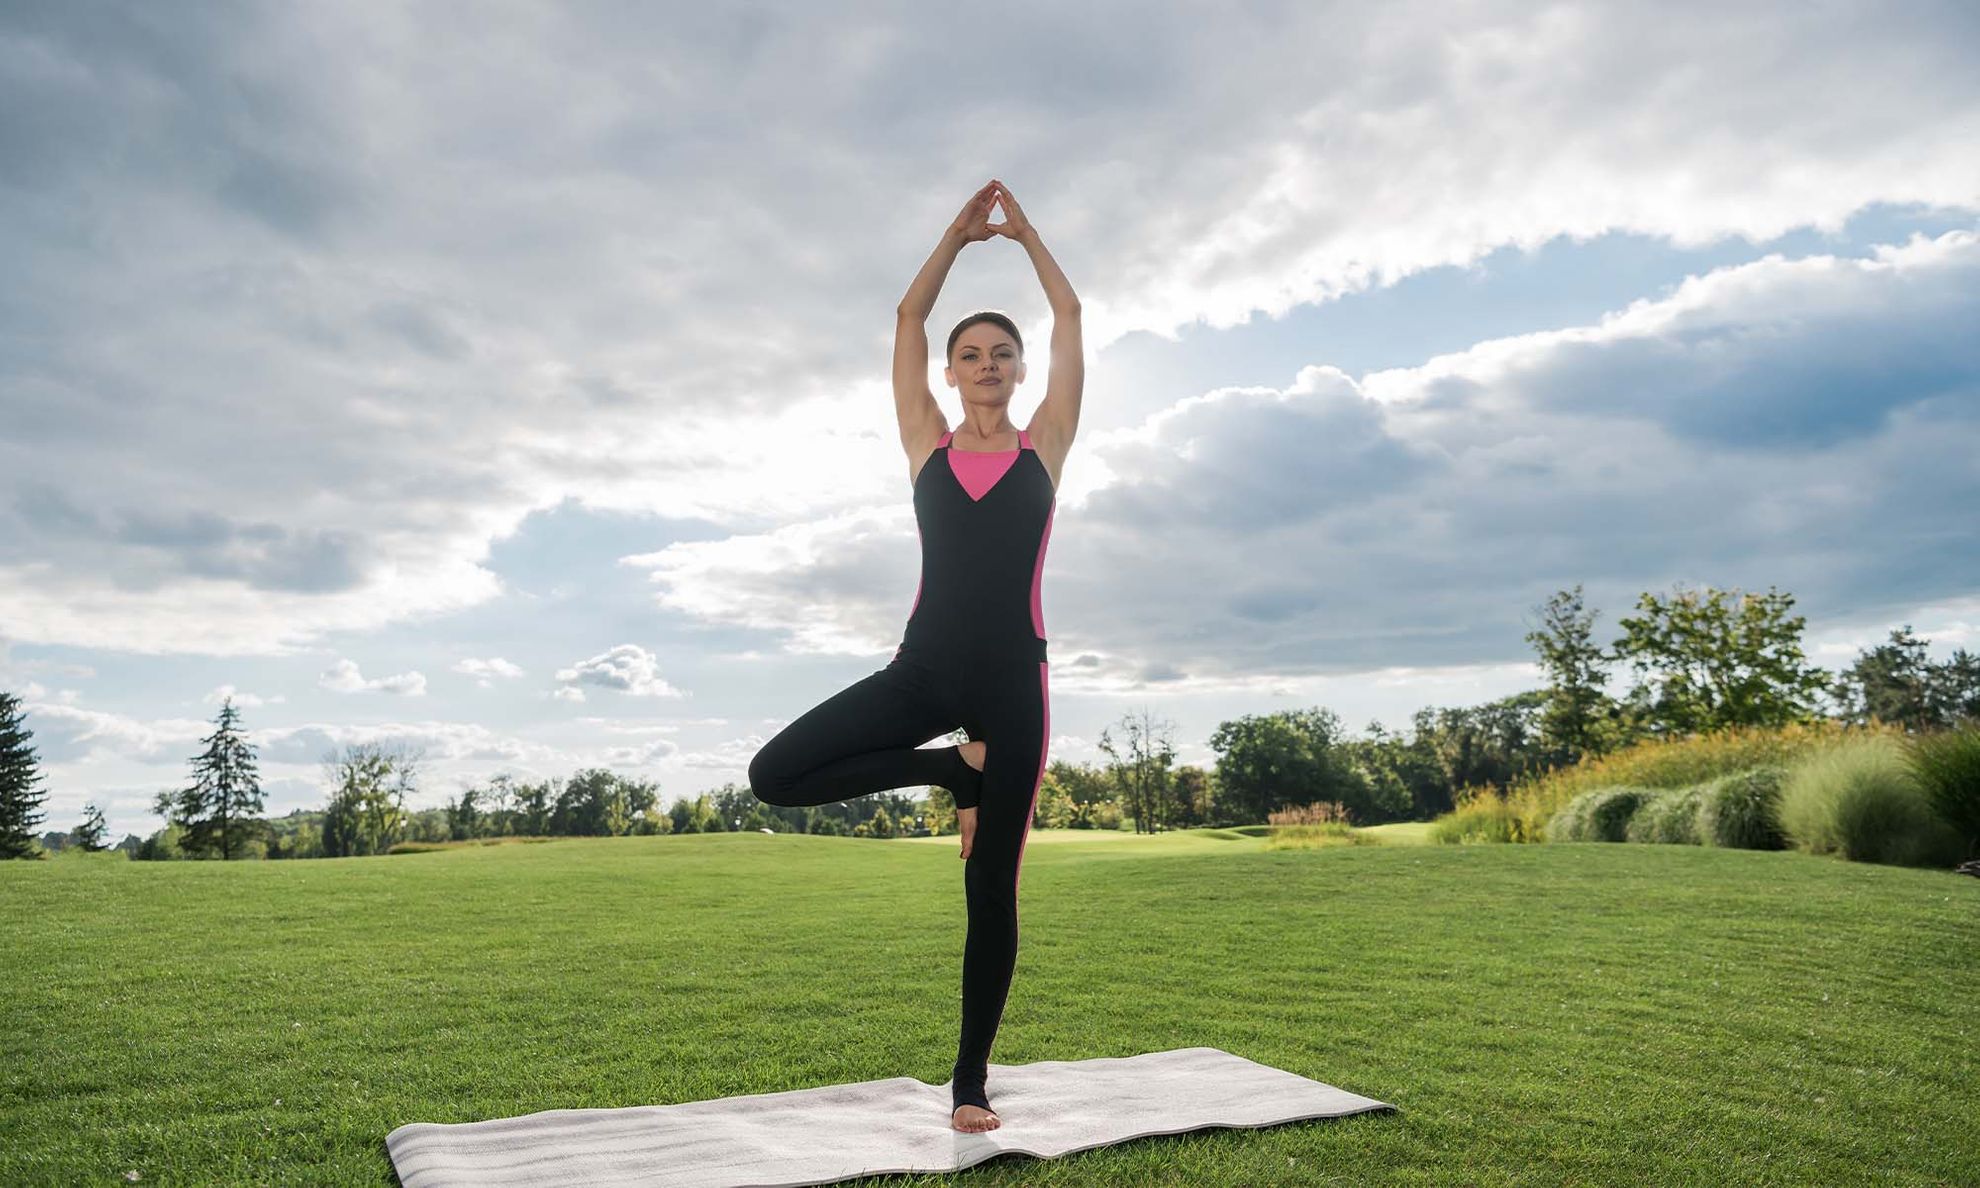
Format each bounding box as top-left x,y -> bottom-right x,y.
952,1103 -> 1000,1131
957,741 -> 987,859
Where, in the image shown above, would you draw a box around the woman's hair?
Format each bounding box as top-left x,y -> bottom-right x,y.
946,310 -> 1023,364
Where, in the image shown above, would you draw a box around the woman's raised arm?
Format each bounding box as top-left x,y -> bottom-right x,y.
893,183 -> 1000,458
988,182 -> 1084,453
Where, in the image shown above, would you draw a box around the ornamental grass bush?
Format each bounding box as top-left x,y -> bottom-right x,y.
1426,788 -> 1519,844
1696,765 -> 1790,851
1546,785 -> 1658,843
1898,722 -> 1980,861
1500,718 -> 1878,841
1624,784 -> 1709,845
1776,733 -> 1966,868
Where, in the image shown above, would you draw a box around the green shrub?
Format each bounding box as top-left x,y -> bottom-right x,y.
1428,793 -> 1519,844
1697,766 -> 1789,850
1263,822 -> 1380,850
385,841 -> 451,854
1777,735 -> 1966,867
1547,785 -> 1656,842
1625,785 -> 1707,845
1505,718 -> 1871,843
1900,723 -> 1980,861
1544,797 -> 1581,842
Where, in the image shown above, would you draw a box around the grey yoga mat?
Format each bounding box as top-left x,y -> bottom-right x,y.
386,1045 -> 1396,1187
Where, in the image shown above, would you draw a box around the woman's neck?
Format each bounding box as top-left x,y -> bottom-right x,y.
956,412 -> 1018,442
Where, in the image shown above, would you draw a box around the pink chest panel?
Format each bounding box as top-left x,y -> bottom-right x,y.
941,428 -> 1030,502
946,448 -> 1020,501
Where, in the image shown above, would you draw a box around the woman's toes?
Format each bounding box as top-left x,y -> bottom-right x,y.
952,1104 -> 999,1130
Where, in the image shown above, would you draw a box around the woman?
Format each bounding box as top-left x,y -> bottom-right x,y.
749,178 -> 1083,1133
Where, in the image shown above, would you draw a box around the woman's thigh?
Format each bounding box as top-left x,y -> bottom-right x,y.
749,654 -> 960,799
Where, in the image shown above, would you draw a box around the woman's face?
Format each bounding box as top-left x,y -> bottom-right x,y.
947,327 -> 1024,403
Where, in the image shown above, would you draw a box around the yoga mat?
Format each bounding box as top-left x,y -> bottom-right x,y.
386,1046 -> 1396,1187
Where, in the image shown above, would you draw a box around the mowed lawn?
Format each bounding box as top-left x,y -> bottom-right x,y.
3,831 -> 1974,1186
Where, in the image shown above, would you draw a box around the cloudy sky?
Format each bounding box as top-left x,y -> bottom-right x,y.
4,2 -> 1977,842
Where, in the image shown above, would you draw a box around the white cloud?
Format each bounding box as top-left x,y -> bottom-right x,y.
204,683 -> 285,708
318,657 -> 427,696
652,229 -> 1980,685
452,656 -> 525,688
622,508 -> 918,656
2,3 -> 1975,658
553,643 -> 686,700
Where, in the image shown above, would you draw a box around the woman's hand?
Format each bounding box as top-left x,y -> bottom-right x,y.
986,180 -> 1034,242
949,181 -> 1000,244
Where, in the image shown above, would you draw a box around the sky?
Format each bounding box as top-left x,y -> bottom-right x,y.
3,1 -> 1977,843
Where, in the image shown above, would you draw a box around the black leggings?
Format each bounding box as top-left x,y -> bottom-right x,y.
748,641 -> 1051,1114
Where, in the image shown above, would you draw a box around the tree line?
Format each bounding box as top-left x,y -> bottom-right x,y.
5,582 -> 1976,859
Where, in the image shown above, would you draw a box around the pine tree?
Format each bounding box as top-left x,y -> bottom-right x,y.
73,802 -> 109,851
171,697 -> 265,860
0,691 -> 49,859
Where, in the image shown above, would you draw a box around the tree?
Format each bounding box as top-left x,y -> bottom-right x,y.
72,802 -> 109,852
1831,625 -> 1931,729
1422,695 -> 1547,804
513,778 -> 552,836
1610,584 -> 1829,736
481,772 -> 519,835
445,785 -> 484,840
669,792 -> 722,834
1166,765 -> 1213,828
1932,649 -> 1980,726
137,814 -> 190,860
858,803 -> 898,838
1044,759 -> 1117,829
1831,627 -> 1980,732
1350,715 -> 1457,819
0,691 -> 49,859
321,741 -> 411,857
541,768 -> 665,837
1208,707 -> 1368,825
711,783 -> 760,832
1525,585 -> 1623,763
1098,707 -> 1178,834
167,697 -> 265,860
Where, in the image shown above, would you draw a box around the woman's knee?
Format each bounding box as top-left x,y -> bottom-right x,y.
747,744 -> 789,805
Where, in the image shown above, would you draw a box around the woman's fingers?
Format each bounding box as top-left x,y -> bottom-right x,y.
987,181 -> 1030,236
955,181 -> 996,223
952,182 -> 1003,241
955,180 -> 1029,243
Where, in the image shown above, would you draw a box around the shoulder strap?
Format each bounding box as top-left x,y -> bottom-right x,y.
1017,429 -> 1032,450
938,429 -> 955,447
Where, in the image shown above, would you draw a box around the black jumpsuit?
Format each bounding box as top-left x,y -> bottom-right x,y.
748,426 -> 1056,1116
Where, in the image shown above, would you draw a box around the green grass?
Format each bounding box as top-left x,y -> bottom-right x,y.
4,833 -> 1975,1185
